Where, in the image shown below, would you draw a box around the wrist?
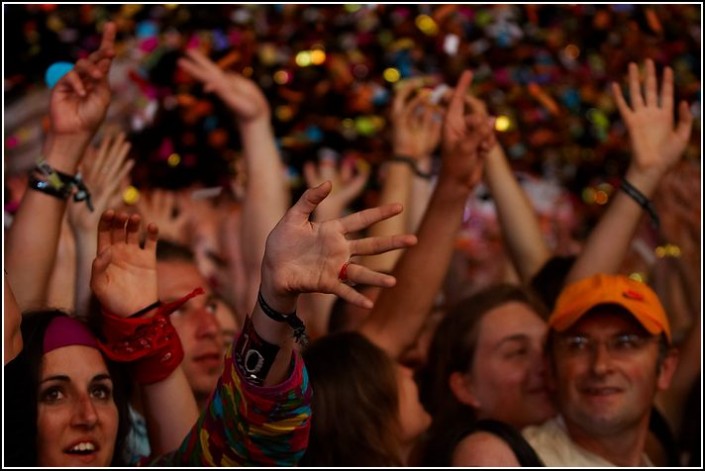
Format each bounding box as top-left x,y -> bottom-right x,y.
258,279 -> 298,315
623,167 -> 661,199
44,136 -> 91,174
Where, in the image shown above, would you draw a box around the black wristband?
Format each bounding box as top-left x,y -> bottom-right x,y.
28,176 -> 73,200
234,315 -> 281,386
128,300 -> 162,319
257,289 -> 309,347
388,155 -> 434,180
620,179 -> 660,230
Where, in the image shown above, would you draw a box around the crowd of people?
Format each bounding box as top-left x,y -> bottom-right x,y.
3,4 -> 701,468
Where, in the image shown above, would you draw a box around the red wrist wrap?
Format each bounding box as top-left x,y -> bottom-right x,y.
99,287 -> 205,384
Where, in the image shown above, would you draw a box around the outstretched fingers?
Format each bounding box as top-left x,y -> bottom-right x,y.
644,59 -> 658,107
348,233 -> 418,257
675,100 -> 694,142
340,263 -> 397,289
448,70 -> 474,119
97,209 -> 116,254
333,283 -> 375,309
143,222 -> 159,253
337,202 -> 403,234
611,81 -> 631,120
288,181 -> 333,222
628,62 -> 644,109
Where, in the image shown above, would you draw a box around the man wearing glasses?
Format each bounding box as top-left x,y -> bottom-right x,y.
522,273 -> 678,466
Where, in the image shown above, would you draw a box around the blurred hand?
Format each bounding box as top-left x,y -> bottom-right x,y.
612,59 -> 693,179
303,155 -> 370,221
68,132 -> 133,237
178,48 -> 269,124
260,182 -> 418,310
91,211 -> 159,317
49,22 -> 117,138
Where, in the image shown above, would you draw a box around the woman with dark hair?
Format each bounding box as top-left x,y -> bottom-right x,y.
5,309 -> 131,466
301,332 -> 431,466
418,284 -> 554,466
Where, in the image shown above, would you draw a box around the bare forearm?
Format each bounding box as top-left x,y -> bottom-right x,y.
141,366 -> 199,456
240,119 -> 290,311
361,178 -> 469,359
484,146 -> 550,282
6,137 -> 89,309
360,162 -> 413,272
567,166 -> 662,283
73,235 -> 97,319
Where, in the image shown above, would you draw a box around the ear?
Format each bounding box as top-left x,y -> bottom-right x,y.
449,371 -> 481,408
656,348 -> 679,391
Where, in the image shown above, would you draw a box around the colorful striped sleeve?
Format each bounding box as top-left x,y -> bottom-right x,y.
148,345 -> 311,466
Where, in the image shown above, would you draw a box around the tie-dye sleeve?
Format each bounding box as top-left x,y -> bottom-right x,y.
149,345 -> 311,466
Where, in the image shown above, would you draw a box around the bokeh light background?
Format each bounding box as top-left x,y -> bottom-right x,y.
3,4 -> 701,294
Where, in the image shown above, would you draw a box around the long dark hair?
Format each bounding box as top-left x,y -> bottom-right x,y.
417,284 -> 546,466
301,332 -> 404,466
4,310 -> 132,466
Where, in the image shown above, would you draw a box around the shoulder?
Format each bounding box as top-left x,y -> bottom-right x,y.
452,431 -> 521,467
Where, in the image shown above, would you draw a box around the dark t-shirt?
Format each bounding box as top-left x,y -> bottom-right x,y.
4,353 -> 37,466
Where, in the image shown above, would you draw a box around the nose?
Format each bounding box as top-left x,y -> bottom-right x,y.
590,341 -> 614,377
195,306 -> 221,340
71,394 -> 98,429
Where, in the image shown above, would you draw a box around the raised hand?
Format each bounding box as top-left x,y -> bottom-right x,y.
50,22 -> 117,137
391,79 -> 442,159
178,48 -> 269,124
303,155 -> 370,221
68,132 -> 133,233
440,71 -> 496,189
611,59 -> 693,178
136,189 -> 190,245
260,182 -> 417,310
91,210 -> 159,317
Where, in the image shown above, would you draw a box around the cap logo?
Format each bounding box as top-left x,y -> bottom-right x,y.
622,289 -> 644,301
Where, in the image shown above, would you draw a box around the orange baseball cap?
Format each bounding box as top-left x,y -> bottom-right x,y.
549,274 -> 671,344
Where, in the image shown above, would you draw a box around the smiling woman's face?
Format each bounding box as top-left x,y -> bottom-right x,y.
36,345 -> 118,467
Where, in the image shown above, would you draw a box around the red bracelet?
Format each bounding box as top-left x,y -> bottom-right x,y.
99,287 -> 204,384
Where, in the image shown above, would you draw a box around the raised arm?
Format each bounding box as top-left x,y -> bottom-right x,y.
178,49 -> 290,317
361,79 -> 442,273
5,22 -> 116,310
4,274 -> 23,364
91,210 -> 199,456
68,132 -> 133,318
468,95 -> 551,282
567,59 -> 693,283
154,182 -> 416,466
360,71 -> 495,359
300,155 -> 370,339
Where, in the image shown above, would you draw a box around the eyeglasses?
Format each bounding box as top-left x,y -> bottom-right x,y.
555,333 -> 659,359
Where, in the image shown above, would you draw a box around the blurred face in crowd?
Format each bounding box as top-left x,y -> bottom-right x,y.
453,302 -> 555,429
397,364 -> 432,444
157,259 -> 224,406
550,307 -> 676,438
37,346 -> 118,467
214,298 -> 240,354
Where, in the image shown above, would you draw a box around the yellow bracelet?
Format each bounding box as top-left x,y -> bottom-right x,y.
655,244 -> 682,258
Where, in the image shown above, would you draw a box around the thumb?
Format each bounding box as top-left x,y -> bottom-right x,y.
288,181 -> 333,222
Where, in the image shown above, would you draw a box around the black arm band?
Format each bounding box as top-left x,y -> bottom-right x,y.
257,289 -> 309,347
620,179 -> 660,230
388,155 -> 434,180
234,315 -> 282,386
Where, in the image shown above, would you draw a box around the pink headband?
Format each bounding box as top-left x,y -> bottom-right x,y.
43,315 -> 99,354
